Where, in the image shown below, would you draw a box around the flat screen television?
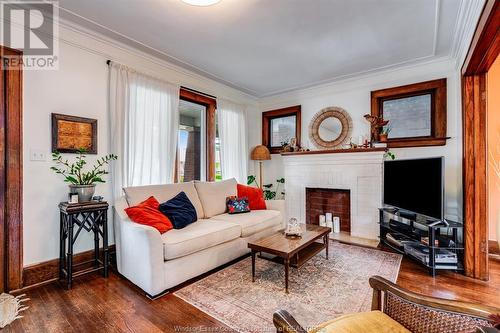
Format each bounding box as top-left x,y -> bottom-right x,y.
383,157 -> 444,220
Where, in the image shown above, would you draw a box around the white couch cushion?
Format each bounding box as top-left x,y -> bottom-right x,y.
212,210 -> 282,237
194,178 -> 237,218
123,182 -> 205,218
161,219 -> 241,260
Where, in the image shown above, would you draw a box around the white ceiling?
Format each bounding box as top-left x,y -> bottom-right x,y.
58,0 -> 463,97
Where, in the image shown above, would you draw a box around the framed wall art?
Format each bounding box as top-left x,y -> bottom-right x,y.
51,113 -> 97,154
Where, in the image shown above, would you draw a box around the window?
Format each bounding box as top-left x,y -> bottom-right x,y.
262,105 -> 301,154
270,115 -> 296,147
370,79 -> 447,148
382,94 -> 432,138
177,100 -> 206,182
176,88 -> 218,182
215,124 -> 222,181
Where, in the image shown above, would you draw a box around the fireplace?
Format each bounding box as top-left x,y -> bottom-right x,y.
283,150 -> 384,239
306,188 -> 351,233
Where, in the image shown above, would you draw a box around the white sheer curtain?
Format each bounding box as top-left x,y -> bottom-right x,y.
109,62 -> 180,200
217,98 -> 248,184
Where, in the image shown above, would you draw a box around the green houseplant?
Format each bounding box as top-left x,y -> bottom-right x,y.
50,148 -> 117,202
247,175 -> 285,200
379,125 -> 391,142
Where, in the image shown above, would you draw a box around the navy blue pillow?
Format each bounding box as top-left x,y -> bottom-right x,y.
159,191 -> 197,229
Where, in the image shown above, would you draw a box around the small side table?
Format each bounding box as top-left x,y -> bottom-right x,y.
59,201 -> 109,289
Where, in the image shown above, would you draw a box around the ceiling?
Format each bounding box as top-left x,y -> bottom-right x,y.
58,0 -> 463,97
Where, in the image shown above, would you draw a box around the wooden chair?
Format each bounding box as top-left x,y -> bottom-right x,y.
273,275 -> 500,333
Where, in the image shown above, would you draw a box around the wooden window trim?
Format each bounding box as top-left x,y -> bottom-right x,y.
461,0 -> 499,281
262,105 -> 301,154
0,46 -> 23,292
370,79 -> 448,148
178,88 -> 217,182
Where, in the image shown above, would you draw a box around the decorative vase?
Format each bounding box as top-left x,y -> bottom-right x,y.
285,218 -> 303,237
379,133 -> 388,142
69,184 -> 95,202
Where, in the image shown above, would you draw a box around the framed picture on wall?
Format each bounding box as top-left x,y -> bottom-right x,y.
51,113 -> 97,154
262,105 -> 301,154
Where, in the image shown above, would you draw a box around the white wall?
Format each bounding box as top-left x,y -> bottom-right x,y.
248,58 -> 462,221
21,19 -> 467,266
23,22 -> 257,266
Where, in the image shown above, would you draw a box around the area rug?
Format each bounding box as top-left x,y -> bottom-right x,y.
174,241 -> 402,333
0,293 -> 29,328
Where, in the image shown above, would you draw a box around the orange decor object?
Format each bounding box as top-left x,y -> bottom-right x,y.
125,196 -> 173,233
237,184 -> 267,210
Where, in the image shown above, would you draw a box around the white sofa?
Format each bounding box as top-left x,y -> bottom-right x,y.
113,178 -> 285,297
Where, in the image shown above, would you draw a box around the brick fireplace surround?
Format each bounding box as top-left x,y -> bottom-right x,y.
306,188 -> 351,232
282,150 -> 385,240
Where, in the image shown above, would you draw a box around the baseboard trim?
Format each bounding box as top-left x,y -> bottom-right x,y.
489,240 -> 500,262
21,245 -> 116,290
488,240 -> 499,254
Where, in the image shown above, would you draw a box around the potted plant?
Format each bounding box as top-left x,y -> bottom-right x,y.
379,126 -> 391,142
50,148 -> 117,202
247,176 -> 285,200
364,114 -> 389,143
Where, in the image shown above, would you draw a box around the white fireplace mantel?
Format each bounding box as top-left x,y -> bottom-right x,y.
283,151 -> 385,240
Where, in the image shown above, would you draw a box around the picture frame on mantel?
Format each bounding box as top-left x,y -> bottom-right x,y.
262,105 -> 301,154
51,113 -> 97,154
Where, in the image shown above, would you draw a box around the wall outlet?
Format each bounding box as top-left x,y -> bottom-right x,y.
30,149 -> 47,161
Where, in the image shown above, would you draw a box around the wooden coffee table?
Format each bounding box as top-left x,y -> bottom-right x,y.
248,224 -> 330,293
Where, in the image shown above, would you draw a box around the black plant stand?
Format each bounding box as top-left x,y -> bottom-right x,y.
59,201 -> 109,289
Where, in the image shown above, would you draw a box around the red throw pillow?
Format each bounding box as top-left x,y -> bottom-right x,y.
237,184 -> 267,210
125,196 -> 173,234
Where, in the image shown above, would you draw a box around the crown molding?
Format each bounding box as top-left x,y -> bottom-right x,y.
56,13 -> 260,100
53,1 -> 470,100
258,55 -> 455,104
257,0 -> 444,99
432,0 -> 442,55
258,54 -> 451,99
450,0 -> 486,69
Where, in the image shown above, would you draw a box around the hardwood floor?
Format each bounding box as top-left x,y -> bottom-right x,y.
4,248 -> 500,333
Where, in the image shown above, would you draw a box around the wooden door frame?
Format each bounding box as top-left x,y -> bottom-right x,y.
178,87 -> 217,182
0,46 -> 23,292
462,0 -> 499,280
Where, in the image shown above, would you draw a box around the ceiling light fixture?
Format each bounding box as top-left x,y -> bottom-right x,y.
181,0 -> 221,6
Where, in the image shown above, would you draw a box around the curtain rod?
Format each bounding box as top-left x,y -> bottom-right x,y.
106,59 -> 217,100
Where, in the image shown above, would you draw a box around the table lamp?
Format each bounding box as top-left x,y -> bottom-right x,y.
251,145 -> 271,188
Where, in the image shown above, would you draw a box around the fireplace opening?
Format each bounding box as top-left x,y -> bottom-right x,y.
306,188 -> 351,233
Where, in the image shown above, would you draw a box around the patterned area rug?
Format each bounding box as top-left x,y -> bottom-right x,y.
175,241 -> 402,333
0,293 -> 29,328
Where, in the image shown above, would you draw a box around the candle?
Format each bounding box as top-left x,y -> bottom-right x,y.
333,217 -> 340,233
319,215 -> 326,227
326,220 -> 333,235
325,212 -> 333,222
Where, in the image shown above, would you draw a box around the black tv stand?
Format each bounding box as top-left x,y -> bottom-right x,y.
379,207 -> 463,276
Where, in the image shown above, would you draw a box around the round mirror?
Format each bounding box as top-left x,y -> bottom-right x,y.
309,107 -> 353,150
318,117 -> 342,142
